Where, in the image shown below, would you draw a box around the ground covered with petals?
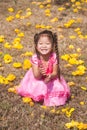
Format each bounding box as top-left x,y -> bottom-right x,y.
0,0 -> 87,130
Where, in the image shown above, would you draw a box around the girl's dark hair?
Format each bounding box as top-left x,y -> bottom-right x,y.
34,30 -> 60,79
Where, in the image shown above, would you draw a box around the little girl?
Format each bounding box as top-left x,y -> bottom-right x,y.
16,30 -> 70,106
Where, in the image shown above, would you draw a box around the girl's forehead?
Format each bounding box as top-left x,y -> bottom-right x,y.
39,35 -> 51,40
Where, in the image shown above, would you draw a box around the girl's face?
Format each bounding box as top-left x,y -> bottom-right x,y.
36,36 -> 53,55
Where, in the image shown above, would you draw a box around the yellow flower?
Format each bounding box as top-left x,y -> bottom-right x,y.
61,54 -> 70,61
0,75 -> 9,84
45,9 -> 51,16
15,14 -> 21,19
26,22 -> 31,26
66,108 -> 75,117
41,105 -> 47,109
71,0 -> 76,2
8,7 -> 14,12
0,63 -> 2,67
79,34 -> 84,39
75,1 -> 81,6
13,62 -> 22,68
74,28 -> 81,32
29,101 -> 34,107
80,101 -> 85,105
8,87 -> 17,93
6,16 -> 14,22
21,51 -> 33,57
4,42 -> 12,49
0,75 -> 5,84
64,64 -> 72,68
39,4 -> 44,8
45,9 -> 50,13
22,97 -> 32,103
4,54 -> 12,63
65,120 -> 79,129
77,31 -> 82,35
77,65 -> 86,71
13,37 -> 21,43
68,45 -> 74,49
0,35 -> 5,43
58,7 -> 65,11
50,108 -> 56,113
50,17 -> 58,22
46,4 -> 51,8
12,43 -> 23,49
78,123 -> 87,130
14,29 -> 20,33
69,35 -> 76,39
17,32 -> 24,37
26,11 -> 32,17
46,25 -> 52,29
77,48 -> 81,52
6,73 -> 16,81
23,59 -> 32,70
68,81 -> 75,86
40,114 -> 45,118
68,58 -> 78,65
81,86 -> 87,91
35,24 -> 41,28
73,8 -> 78,13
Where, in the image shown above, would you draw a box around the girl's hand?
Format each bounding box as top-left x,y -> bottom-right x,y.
39,63 -> 47,76
44,74 -> 51,83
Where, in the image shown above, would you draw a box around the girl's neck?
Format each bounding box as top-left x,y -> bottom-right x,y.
40,53 -> 51,61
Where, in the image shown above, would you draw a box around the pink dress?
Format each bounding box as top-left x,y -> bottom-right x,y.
16,53 -> 70,106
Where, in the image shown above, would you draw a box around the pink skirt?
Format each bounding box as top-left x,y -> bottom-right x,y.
16,68 -> 70,106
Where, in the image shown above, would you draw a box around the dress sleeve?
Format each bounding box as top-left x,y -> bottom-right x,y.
51,53 -> 58,64
31,54 -> 38,65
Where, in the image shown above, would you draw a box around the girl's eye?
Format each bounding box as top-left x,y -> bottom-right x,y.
39,43 -> 42,45
47,43 -> 51,45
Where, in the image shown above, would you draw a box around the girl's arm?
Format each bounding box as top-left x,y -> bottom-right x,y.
44,64 -> 58,83
32,63 -> 42,79
50,64 -> 58,79
32,63 -> 46,79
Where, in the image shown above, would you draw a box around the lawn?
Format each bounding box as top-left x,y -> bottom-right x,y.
0,0 -> 87,130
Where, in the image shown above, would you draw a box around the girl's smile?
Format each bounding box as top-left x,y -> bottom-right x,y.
36,36 -> 52,55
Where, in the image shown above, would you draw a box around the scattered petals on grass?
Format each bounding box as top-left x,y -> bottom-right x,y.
14,28 -> 20,34
8,7 -> 14,12
17,32 -> 24,37
4,42 -> 12,49
6,16 -> 14,22
81,86 -> 87,91
29,101 -> 34,107
6,73 -> 16,81
50,108 -> 56,113
21,51 -> 33,57
13,62 -> 22,68
22,97 -> 32,103
69,35 -> 76,39
58,7 -> 65,11
8,87 -> 17,93
41,105 -> 47,109
68,45 -> 74,49
50,17 -> 58,22
62,107 -> 75,117
0,35 -> 5,43
23,59 -> 32,70
65,120 -> 87,130
4,54 -> 13,63
65,120 -> 79,129
80,101 -> 85,105
68,81 -> 75,86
